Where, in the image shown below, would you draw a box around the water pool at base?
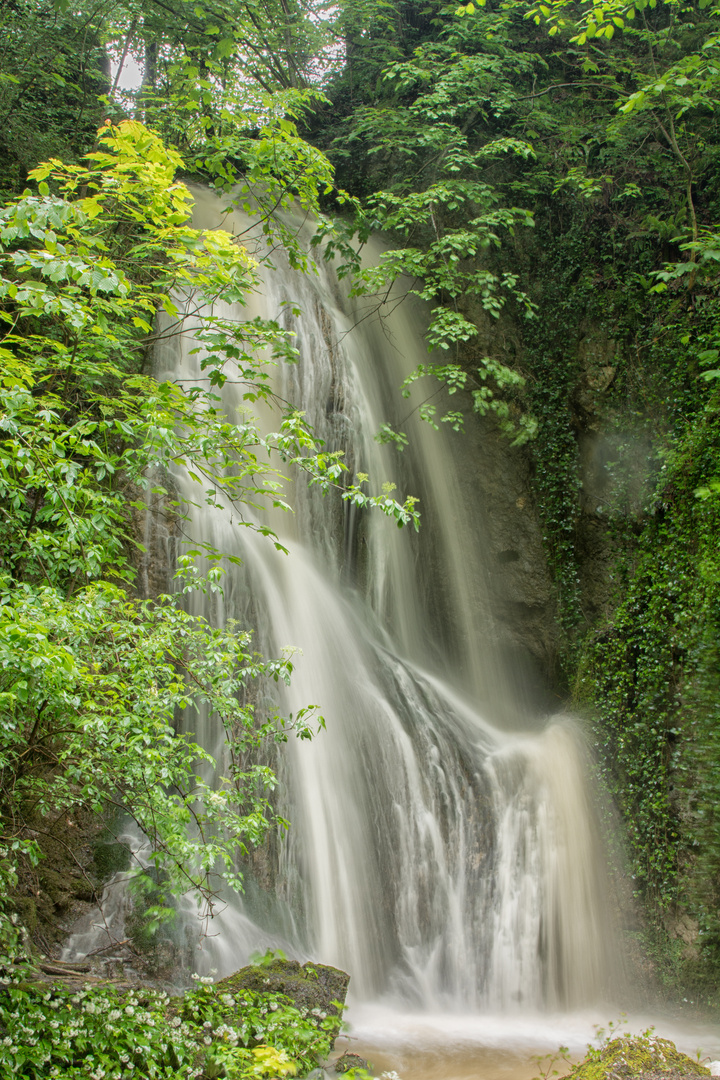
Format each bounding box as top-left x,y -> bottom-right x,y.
336,1008 -> 720,1080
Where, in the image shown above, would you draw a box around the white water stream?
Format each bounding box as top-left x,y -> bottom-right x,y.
150,187 -> 614,1012
64,188 -> 720,1076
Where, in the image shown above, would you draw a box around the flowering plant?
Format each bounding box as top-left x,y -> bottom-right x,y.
0,972 -> 344,1079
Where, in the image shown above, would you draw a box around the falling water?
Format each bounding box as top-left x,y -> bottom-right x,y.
148,186 -> 615,1012
61,828 -> 152,963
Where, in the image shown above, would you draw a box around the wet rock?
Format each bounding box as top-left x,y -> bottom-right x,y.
564,1034 -> 711,1080
152,938 -> 178,974
103,958 -> 125,979
333,1050 -> 372,1073
216,959 -> 350,1037
663,910 -> 700,961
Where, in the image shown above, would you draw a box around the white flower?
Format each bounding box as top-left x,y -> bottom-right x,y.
2,1037 -> 12,1046
124,1006 -> 135,1017
215,1024 -> 239,1045
109,1010 -> 121,1022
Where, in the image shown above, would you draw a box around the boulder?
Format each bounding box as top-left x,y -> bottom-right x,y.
216,959 -> 350,1037
333,1050 -> 372,1074
565,1034 -> 711,1080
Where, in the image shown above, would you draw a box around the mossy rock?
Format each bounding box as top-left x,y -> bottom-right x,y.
566,1035 -> 711,1080
92,839 -> 130,881
216,960 -> 349,1035
38,867 -> 76,908
11,897 -> 38,934
334,1051 -> 371,1074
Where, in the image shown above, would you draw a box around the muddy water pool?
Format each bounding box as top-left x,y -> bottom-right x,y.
335,1007 -> 720,1080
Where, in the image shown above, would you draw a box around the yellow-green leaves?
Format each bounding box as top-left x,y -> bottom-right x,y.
456,0 -> 485,15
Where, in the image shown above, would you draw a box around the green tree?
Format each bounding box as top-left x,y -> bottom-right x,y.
315,1 -> 545,443
0,0 -> 109,192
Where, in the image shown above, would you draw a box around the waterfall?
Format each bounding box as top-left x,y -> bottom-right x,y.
151,186 -> 616,1011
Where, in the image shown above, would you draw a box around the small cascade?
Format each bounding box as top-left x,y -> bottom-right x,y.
483,722 -> 611,1009
62,828 -> 151,963
143,186 -> 616,1009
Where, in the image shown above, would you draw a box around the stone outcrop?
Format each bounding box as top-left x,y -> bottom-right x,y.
216,959 -> 350,1036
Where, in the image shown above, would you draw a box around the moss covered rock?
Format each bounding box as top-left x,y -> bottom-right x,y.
216,959 -> 349,1036
566,1034 -> 711,1080
334,1051 -> 372,1074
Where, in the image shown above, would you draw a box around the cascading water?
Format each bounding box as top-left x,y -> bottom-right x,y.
149,186 -> 615,1013
61,827 -> 152,963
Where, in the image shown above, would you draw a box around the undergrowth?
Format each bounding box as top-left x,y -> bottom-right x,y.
0,969 -> 339,1080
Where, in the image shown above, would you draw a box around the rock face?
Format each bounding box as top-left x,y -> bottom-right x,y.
216,959 -> 350,1036
467,416 -> 558,672
455,303 -> 560,694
